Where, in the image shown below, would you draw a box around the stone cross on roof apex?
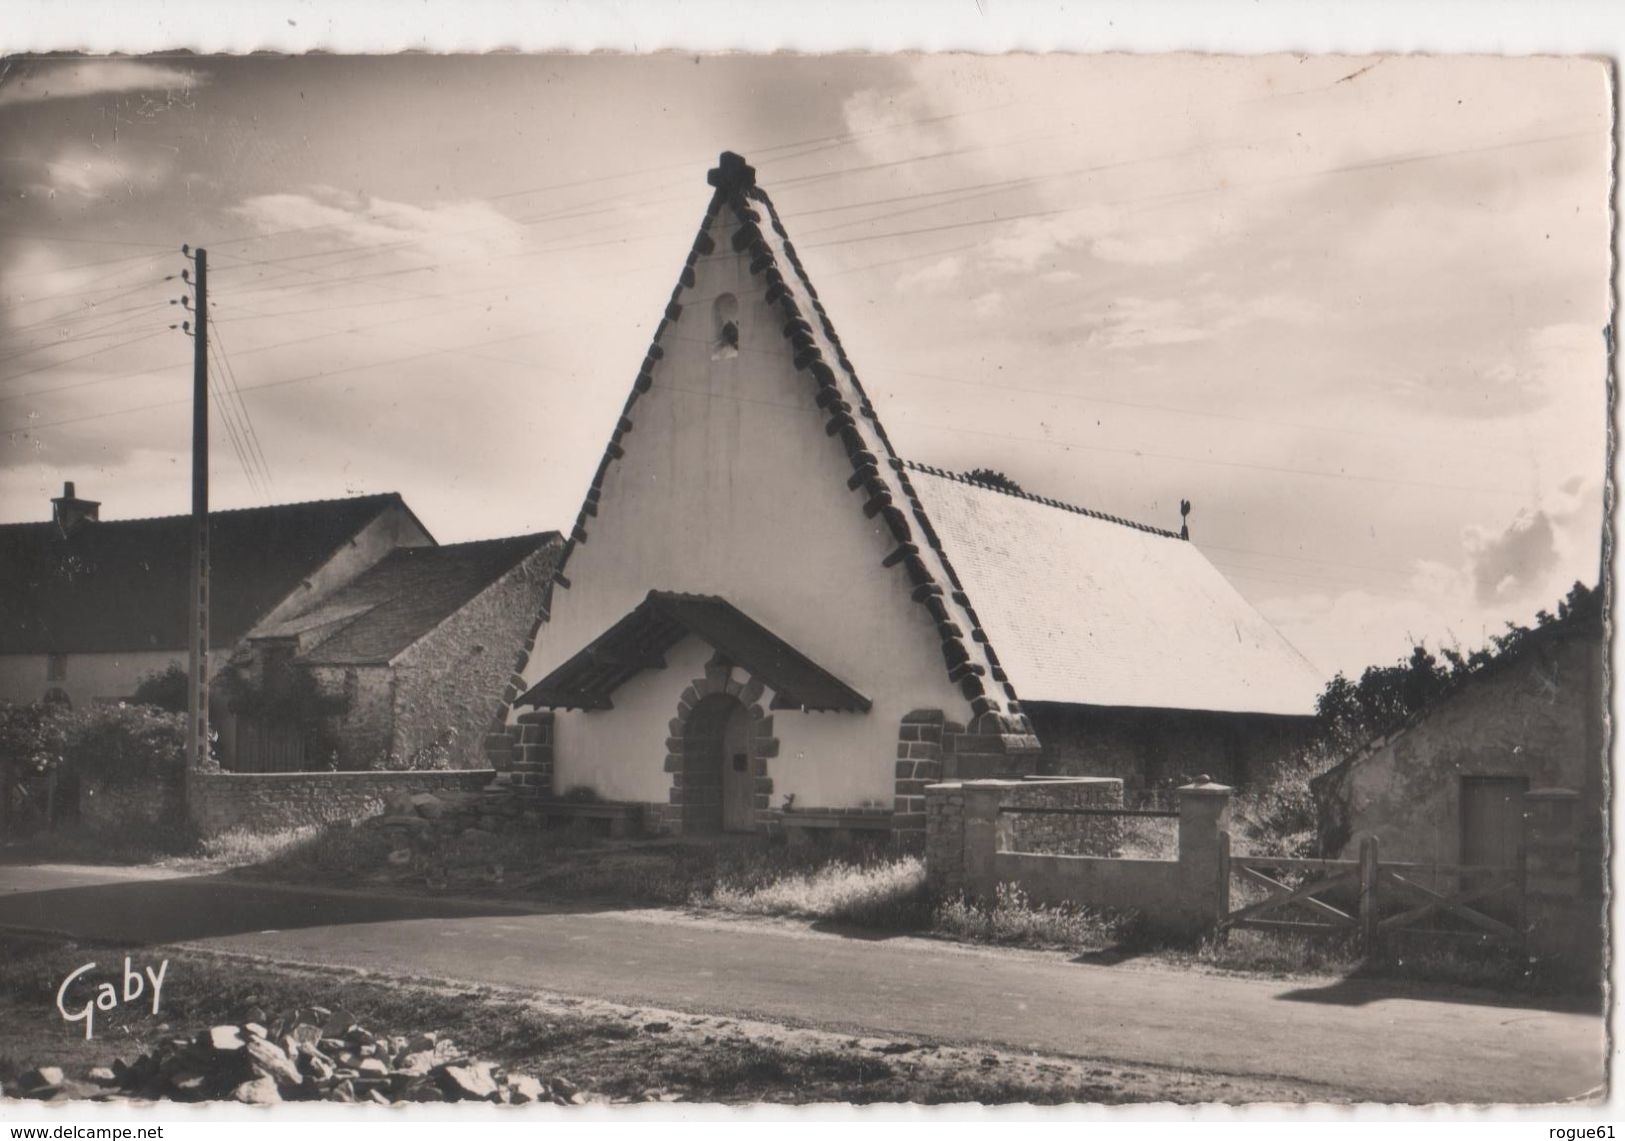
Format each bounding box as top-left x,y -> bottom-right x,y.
707,151 -> 756,193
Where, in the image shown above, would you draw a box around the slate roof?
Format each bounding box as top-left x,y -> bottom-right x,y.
520,591 -> 871,713
905,464 -> 1326,717
0,494 -> 424,655
278,533 -> 562,665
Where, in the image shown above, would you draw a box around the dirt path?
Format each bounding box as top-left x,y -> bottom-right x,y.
0,863 -> 1604,1104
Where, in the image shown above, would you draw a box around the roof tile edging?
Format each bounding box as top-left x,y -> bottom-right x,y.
901,461 -> 1183,541
524,151 -> 1033,733
735,156 -> 1027,729
498,177 -> 732,727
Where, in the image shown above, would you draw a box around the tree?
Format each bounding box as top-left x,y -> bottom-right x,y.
132,662 -> 189,714
964,468 -> 1024,493
1314,580 -> 1598,754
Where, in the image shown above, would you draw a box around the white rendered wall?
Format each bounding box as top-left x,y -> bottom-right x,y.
522,207 -> 966,811
0,650 -> 230,708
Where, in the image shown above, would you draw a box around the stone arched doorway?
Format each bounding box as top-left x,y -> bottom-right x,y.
681,694 -> 754,834
664,653 -> 779,835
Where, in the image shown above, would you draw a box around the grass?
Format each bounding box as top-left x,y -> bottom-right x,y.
10,796 -> 1593,1000
0,817 -> 201,866
0,933 -> 1317,1105
934,883 -> 1143,951
705,855 -> 929,929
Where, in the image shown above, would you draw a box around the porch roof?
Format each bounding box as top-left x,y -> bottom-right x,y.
516,590 -> 872,714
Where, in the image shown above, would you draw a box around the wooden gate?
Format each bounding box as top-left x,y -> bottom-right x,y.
233,718 -> 308,773
1219,834 -> 1525,953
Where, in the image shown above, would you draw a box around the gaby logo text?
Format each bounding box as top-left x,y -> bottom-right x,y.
55,958 -> 169,1040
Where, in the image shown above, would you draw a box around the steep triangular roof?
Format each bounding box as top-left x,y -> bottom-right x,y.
537,151 -> 1024,731
533,152 -> 1321,727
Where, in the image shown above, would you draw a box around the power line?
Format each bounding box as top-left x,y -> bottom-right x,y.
1200,541 -> 1415,580
5,269 -> 169,314
861,364 -> 1532,460
205,335 -> 264,498
6,294 -> 168,339
207,317 -> 273,490
0,306 -> 175,366
0,228 -> 173,250
653,331 -> 1534,501
797,126 -> 1600,254
905,415 -> 1529,499
0,324 -> 171,390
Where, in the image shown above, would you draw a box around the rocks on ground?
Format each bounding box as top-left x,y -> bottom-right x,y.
365,789 -> 520,884
13,1005 -> 581,1106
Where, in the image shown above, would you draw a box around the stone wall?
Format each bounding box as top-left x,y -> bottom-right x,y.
78,775 -> 183,831
1312,627 -> 1605,866
945,711 -> 1042,781
926,777 -> 1232,938
998,777 -> 1126,855
1026,701 -> 1314,789
307,664 -> 395,770
186,769 -> 495,837
391,545 -> 557,770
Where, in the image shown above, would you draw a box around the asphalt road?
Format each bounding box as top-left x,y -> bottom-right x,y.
0,863 -> 1605,1104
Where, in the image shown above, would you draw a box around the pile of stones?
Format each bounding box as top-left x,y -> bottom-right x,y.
9,1006 -> 583,1106
366,790 -> 524,883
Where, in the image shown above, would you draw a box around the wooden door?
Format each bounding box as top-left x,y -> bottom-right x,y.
1460,776 -> 1527,868
720,703 -> 754,832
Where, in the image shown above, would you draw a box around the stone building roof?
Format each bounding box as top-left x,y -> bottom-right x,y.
262,533 -> 562,666
0,493 -> 426,655
906,464 -> 1325,716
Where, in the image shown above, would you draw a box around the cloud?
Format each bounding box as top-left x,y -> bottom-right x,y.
895,255 -> 963,293
1090,230 -> 1209,266
1083,291 -> 1318,351
838,85 -> 959,165
25,143 -> 174,201
0,60 -> 203,107
1086,296 -> 1210,350
1462,509 -> 1561,606
229,188 -> 525,265
1257,480 -> 1604,676
982,209 -> 1116,274
971,291 -> 1006,319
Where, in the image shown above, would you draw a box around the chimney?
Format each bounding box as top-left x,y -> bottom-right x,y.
51,481 -> 100,538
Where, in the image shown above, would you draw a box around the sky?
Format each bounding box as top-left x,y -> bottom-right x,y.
0,53 -> 1610,681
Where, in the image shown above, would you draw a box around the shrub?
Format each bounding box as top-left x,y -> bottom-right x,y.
0,702 -> 66,778
59,703 -> 187,788
1229,744 -> 1339,857
1,700 -> 185,789
131,662 -> 190,714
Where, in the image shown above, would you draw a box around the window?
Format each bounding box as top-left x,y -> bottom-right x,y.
712,293 -> 739,359
46,653 -> 67,681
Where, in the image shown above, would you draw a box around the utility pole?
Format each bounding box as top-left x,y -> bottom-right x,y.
185,246 -> 210,776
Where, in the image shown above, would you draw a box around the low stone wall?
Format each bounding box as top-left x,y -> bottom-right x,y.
926,777 -> 1232,938
999,777 -> 1124,854
79,776 -> 183,831
186,769 -> 496,837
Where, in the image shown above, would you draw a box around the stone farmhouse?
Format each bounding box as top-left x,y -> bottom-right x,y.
1310,601 -> 1605,980
231,532 -> 559,771
0,484 -> 433,710
486,152 -> 1324,845
0,482 -> 556,773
